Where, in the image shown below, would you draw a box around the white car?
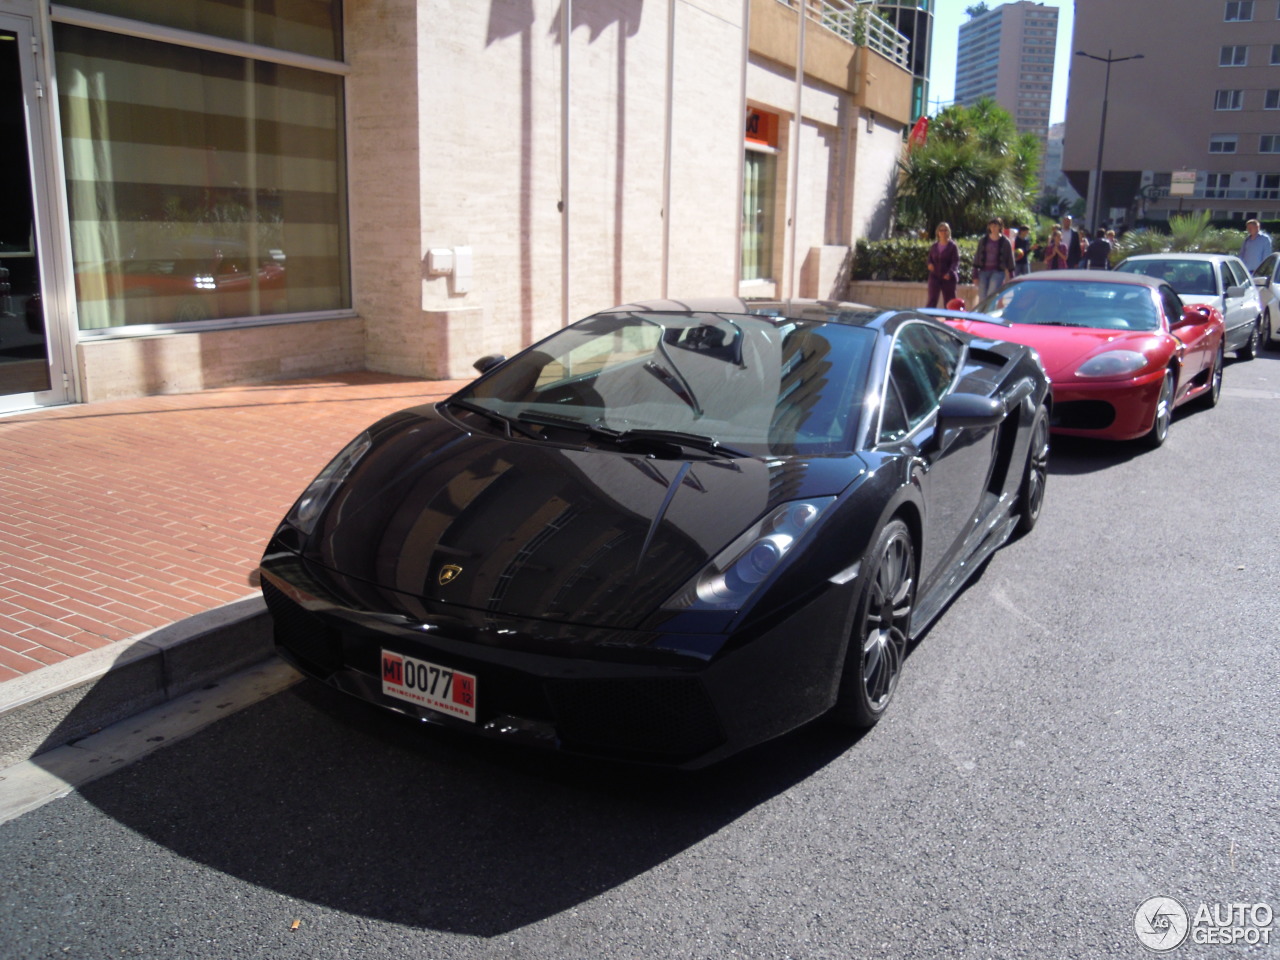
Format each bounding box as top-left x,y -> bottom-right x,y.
1114,253 -> 1264,359
1251,251 -> 1280,350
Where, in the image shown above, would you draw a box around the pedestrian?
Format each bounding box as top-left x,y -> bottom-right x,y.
925,222 -> 960,308
1013,222 -> 1032,275
1239,218 -> 1272,271
1084,227 -> 1112,270
973,217 -> 1015,302
1044,227 -> 1069,270
1060,214 -> 1085,267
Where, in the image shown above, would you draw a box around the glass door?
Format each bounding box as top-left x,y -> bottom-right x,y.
0,13 -> 69,410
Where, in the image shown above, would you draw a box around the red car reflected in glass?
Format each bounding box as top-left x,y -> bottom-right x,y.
75,240 -> 286,325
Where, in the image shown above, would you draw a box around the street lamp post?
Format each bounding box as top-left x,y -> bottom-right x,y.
1075,49 -> 1143,231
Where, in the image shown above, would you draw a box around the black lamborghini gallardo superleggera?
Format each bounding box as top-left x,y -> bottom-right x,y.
260,298 -> 1050,767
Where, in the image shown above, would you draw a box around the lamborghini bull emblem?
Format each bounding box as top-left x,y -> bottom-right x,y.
438,564 -> 463,586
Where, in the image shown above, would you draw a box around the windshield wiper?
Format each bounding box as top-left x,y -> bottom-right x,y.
615,428 -> 750,459
515,414 -> 748,459
445,398 -> 542,440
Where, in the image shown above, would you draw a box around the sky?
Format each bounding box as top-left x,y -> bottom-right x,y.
926,0 -> 1075,125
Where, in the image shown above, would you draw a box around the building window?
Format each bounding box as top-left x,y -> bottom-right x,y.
54,6 -> 349,332
1210,134 -> 1239,153
1220,45 -> 1248,65
1206,173 -> 1232,198
1260,134 -> 1280,152
1216,89 -> 1244,110
1225,1 -> 1254,20
1255,174 -> 1280,199
742,151 -> 776,282
1267,89 -> 1280,109
1273,44 -> 1280,64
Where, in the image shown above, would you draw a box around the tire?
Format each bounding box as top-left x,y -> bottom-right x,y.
1144,369 -> 1175,448
1238,316 -> 1261,361
1199,342 -> 1224,409
1262,309 -> 1275,351
831,519 -> 916,729
1014,405 -> 1050,536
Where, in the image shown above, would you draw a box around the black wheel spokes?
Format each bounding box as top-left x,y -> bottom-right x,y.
1028,421 -> 1049,512
862,534 -> 915,711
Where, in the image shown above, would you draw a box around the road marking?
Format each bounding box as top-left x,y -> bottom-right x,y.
1222,386 -> 1280,400
0,658 -> 300,826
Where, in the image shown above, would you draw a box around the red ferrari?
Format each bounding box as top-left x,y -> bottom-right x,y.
931,270 -> 1224,447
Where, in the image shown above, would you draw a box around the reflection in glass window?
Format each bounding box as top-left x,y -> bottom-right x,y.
57,0 -> 342,60
55,25 -> 349,330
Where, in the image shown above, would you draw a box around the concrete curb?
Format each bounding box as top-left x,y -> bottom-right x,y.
0,595 -> 273,769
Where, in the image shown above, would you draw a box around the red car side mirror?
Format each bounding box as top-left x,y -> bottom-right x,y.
1175,304 -> 1213,327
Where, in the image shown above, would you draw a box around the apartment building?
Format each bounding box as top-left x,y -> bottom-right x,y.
878,0 -> 935,121
0,0 -> 912,412
954,0 -> 1057,141
1064,0 -> 1280,226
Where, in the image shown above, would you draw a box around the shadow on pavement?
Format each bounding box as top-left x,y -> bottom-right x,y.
61,676 -> 859,935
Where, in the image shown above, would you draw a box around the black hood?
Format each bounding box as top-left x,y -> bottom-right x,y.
303,406 -> 863,629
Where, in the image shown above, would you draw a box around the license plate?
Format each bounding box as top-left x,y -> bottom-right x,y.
380,651 -> 477,722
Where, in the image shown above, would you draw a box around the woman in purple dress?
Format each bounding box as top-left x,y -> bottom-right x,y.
926,222 -> 960,308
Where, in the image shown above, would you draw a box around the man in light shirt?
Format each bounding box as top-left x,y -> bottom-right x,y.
1239,219 -> 1272,271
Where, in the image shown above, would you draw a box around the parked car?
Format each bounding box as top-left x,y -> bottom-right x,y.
1113,253 -> 1262,360
259,298 -> 1050,768
934,270 -> 1224,447
1250,251 -> 1280,350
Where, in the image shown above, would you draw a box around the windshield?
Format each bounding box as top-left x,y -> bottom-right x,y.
976,280 -> 1160,331
455,311 -> 878,455
1114,258 -> 1217,297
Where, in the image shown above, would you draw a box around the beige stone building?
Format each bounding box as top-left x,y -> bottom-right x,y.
0,0 -> 912,413
1064,0 -> 1280,228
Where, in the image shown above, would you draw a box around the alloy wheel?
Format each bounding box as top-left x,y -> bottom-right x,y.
861,526 -> 915,713
1146,371 -> 1174,447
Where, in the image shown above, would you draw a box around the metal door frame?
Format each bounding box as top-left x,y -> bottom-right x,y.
0,7 -> 74,413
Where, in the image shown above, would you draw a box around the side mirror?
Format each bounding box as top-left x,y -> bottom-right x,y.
937,392 -> 1005,429
1253,275 -> 1272,289
1176,304 -> 1212,327
1226,284 -> 1248,299
473,354 -> 507,374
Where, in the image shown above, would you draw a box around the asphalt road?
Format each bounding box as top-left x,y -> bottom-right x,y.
2,351 -> 1279,960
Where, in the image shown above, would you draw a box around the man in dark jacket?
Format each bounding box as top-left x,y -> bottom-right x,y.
1061,214 -> 1086,268
1084,228 -> 1112,270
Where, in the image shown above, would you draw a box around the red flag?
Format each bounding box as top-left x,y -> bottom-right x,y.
907,115 -> 929,152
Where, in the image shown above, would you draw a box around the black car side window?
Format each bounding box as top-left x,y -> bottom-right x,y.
882,324 -> 962,441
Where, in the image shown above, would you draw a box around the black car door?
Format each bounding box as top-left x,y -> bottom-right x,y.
879,323 -> 999,592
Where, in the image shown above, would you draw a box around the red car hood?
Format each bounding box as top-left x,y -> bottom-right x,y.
948,319 -> 1166,380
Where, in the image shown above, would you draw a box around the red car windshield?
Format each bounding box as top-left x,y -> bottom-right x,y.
978,280 -> 1160,331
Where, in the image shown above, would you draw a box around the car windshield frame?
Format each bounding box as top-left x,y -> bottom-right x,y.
976,279 -> 1162,332
452,310 -> 879,456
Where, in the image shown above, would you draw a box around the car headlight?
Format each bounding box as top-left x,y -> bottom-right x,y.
1075,350 -> 1151,378
663,497 -> 836,611
285,431 -> 373,535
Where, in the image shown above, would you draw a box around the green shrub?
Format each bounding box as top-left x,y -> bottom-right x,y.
853,237 -> 979,283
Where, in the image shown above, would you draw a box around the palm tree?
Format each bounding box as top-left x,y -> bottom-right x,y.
895,98 -> 1037,235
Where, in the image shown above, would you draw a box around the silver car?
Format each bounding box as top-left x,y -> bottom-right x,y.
1114,253 -> 1264,359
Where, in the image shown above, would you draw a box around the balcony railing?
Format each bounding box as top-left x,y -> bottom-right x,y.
783,0 -> 911,72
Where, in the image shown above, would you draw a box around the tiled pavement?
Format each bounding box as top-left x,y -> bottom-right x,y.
0,372 -> 468,684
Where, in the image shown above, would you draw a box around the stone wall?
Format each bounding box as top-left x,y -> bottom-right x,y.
846,281 -> 981,310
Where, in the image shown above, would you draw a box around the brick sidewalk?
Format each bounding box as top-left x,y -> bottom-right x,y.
0,373 -> 468,683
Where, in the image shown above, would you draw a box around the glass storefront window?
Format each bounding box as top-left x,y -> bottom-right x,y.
55,24 -> 350,330
56,0 -> 342,60
742,150 -> 776,282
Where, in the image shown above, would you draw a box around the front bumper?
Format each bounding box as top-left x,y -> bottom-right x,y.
260,542 -> 855,769
1048,367 -> 1166,441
